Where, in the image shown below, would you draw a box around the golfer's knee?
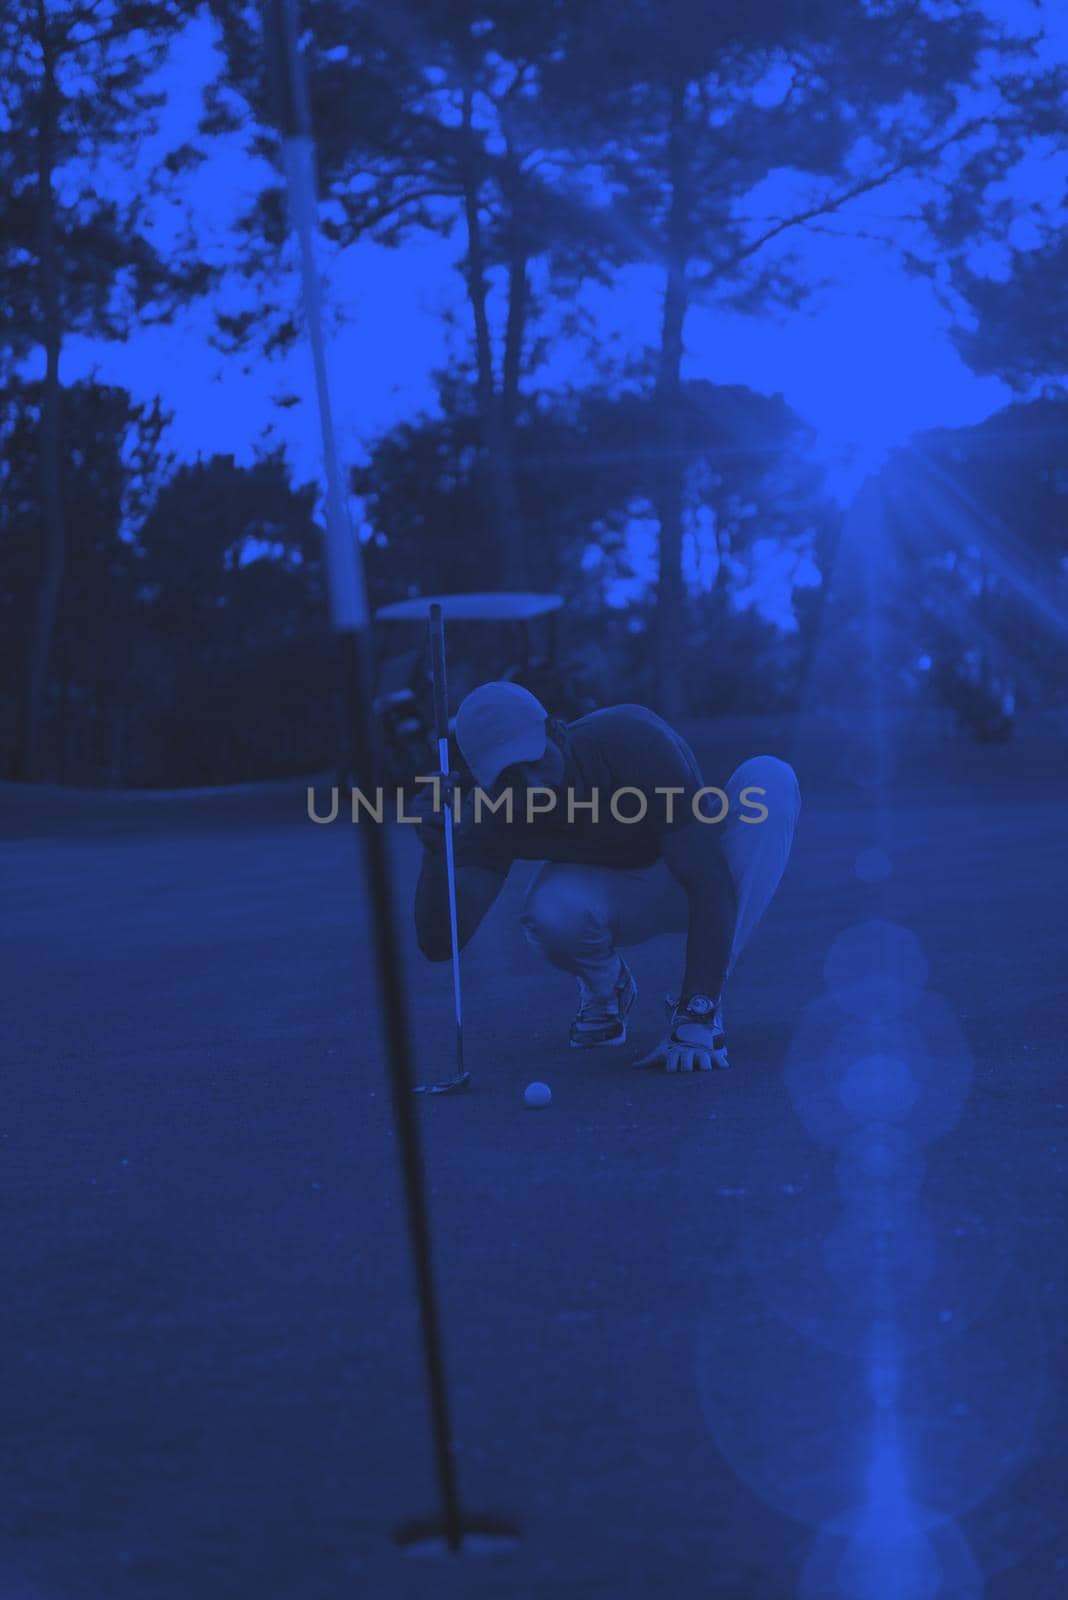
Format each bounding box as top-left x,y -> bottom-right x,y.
521,880 -> 601,955
733,756 -> 800,827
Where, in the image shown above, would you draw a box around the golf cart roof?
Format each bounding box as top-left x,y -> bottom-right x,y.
375,591 -> 564,623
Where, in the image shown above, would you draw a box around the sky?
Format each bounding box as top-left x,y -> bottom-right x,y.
53,6 -> 1050,489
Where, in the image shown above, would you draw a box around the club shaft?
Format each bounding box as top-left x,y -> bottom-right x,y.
430,606 -> 464,1071
438,734 -> 464,1039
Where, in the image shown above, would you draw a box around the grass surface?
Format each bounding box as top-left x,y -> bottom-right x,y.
3,718 -> 1066,1598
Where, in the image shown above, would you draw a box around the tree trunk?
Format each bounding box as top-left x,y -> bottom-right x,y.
460,86 -> 495,421
795,516 -> 844,703
653,79 -> 690,721
458,87 -> 526,588
499,246 -> 530,580
501,247 -> 528,430
20,7 -> 65,781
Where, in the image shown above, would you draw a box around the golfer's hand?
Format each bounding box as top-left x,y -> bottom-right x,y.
635,1001 -> 728,1073
411,775 -> 461,854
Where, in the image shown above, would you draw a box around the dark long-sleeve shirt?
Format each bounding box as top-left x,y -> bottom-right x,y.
414,704 -> 737,1000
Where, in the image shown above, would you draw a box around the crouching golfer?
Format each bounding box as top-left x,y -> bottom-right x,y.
414,684 -> 800,1072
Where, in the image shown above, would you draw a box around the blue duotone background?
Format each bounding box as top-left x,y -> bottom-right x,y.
3,3 -> 1067,1597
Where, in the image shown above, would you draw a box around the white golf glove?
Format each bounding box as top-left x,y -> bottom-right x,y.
635,994 -> 729,1073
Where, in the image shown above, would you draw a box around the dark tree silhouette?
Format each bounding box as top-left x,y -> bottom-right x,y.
0,0 -> 213,778
0,379 -> 170,780
884,398 -> 1068,710
211,0 -> 596,587
135,452 -> 334,783
537,0 -> 1061,714
358,376 -> 838,712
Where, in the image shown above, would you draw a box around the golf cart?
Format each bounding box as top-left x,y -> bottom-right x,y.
372,591 -> 589,786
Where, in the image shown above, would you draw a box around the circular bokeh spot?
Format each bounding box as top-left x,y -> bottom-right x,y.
854,847 -> 892,884
824,921 -> 928,1020
837,1524 -> 942,1600
836,1127 -> 926,1208
840,1054 -> 917,1122
785,996 -> 973,1150
823,1212 -> 937,1307
739,1190 -> 1020,1359
800,1511 -> 984,1600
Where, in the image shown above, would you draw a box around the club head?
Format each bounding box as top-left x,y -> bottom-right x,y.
413,1070 -> 472,1096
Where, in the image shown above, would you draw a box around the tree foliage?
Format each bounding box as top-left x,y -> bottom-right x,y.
3,2 -> 1068,783
0,377 -> 334,784
1,0 -> 214,776
210,0 -> 1066,713
0,378 -> 169,778
134,452 -> 336,783
885,397 -> 1068,705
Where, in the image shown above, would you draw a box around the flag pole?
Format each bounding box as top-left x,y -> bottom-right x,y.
262,0 -> 463,1550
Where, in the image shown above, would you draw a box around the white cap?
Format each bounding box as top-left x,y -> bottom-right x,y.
454,682 -> 548,789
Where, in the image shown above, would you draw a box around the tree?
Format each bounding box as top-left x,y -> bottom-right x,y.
135,452 -> 333,783
358,374 -> 837,711
0,383 -> 333,785
538,0 -> 1062,714
954,233 -> 1068,390
0,378 -> 169,780
1,0 -> 213,778
212,1 -> 1063,719
883,397 -> 1068,708
211,0 -> 615,587
925,26 -> 1068,392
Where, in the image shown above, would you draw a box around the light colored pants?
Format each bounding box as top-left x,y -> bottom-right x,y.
520,756 -> 801,996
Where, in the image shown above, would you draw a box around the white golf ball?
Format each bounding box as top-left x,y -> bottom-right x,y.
524,1081 -> 552,1109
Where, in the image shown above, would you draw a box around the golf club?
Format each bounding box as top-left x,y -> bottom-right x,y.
414,602 -> 471,1095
